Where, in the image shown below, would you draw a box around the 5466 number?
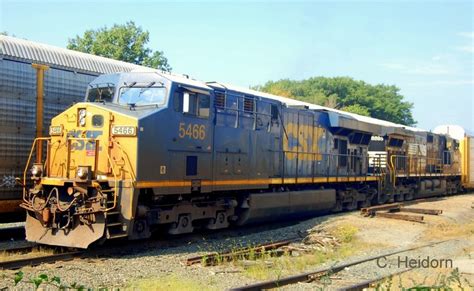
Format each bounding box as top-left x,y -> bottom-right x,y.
179,123 -> 206,140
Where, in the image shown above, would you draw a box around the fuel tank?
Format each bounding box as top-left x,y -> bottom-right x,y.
237,189 -> 336,225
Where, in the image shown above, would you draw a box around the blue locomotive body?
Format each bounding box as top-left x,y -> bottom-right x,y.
22,71 -> 462,248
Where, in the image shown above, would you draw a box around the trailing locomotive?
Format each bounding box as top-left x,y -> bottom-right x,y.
21,70 -> 466,248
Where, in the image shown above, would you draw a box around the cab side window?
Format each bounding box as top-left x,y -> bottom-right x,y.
174,91 -> 210,118
198,94 -> 210,117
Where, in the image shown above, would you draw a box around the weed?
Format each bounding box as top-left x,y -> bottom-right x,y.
7,271 -> 85,290
331,224 -> 359,243
201,254 -> 208,266
377,268 -> 472,290
248,246 -> 256,261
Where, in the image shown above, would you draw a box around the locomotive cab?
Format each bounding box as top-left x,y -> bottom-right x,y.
22,72 -> 173,248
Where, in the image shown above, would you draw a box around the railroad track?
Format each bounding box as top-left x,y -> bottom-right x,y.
0,228 -> 295,271
0,243 -> 84,270
230,239 -> 453,291
186,238 -> 300,267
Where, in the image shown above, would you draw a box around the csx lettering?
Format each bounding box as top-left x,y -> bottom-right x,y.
179,123 -> 206,140
68,130 -> 103,151
283,122 -> 323,161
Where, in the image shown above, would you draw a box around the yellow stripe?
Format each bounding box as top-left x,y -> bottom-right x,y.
270,178 -> 283,184
135,176 -> 379,188
283,178 -> 296,184
136,181 -> 192,187
296,177 -> 312,183
41,177 -> 66,186
202,179 -> 270,186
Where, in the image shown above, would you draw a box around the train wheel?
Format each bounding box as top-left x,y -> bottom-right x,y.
168,214 -> 194,235
206,211 -> 229,230
395,194 -> 404,202
404,189 -> 414,201
344,200 -> 358,211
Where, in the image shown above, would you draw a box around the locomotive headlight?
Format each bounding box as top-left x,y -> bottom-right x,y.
76,166 -> 89,180
79,116 -> 86,126
31,163 -> 43,177
78,109 -> 87,126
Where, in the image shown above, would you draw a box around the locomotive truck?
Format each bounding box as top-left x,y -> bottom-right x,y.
21,70 -> 469,248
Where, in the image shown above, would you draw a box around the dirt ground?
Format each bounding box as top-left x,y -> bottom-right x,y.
0,193 -> 473,290
281,194 -> 474,290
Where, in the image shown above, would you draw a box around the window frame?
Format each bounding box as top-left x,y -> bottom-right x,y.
117,86 -> 168,107
174,89 -> 210,119
86,86 -> 116,103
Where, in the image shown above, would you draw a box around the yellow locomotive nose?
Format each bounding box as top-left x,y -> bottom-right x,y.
22,102 -> 139,248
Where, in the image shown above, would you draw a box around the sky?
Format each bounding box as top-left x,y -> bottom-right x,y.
1,0 -> 473,131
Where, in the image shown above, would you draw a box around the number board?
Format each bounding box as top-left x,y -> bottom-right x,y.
179,122 -> 206,140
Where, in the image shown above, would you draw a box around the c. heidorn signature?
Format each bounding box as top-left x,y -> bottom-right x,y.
377,256 -> 454,269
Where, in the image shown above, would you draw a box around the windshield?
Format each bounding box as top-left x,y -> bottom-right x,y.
119,87 -> 167,106
87,85 -> 115,102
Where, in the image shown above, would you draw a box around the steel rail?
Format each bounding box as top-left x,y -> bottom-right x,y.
0,251 -> 84,270
230,239 -> 452,291
338,268 -> 412,291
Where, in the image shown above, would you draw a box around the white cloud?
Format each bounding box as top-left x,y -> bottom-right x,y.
457,32 -> 474,38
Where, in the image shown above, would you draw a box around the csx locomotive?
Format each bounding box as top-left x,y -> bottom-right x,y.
21,70 -> 467,248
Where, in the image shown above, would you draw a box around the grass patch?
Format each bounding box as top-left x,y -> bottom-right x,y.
377,268 -> 473,290
330,223 -> 359,243
421,221 -> 474,241
239,223 -> 378,281
0,246 -> 56,262
241,241 -> 379,281
130,275 -> 218,291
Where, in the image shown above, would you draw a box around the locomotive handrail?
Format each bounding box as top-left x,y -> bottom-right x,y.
110,139 -> 136,182
23,137 -> 51,203
280,150 -> 374,183
389,154 -> 446,187
46,140 -> 63,177
103,150 -> 119,212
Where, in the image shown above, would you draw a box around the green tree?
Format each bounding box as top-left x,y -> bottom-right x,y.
67,21 -> 171,71
253,77 -> 416,126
